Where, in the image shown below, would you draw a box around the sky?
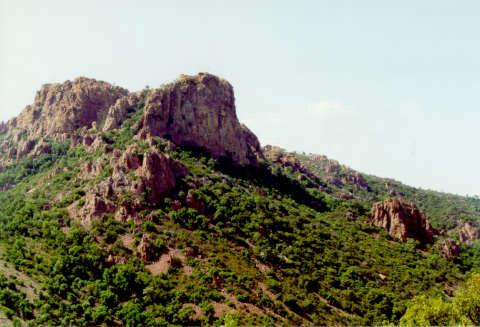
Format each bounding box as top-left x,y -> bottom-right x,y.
1,0 -> 479,195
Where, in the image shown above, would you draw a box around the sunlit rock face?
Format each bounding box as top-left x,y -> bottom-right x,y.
10,77 -> 128,138
370,198 -> 435,244
136,73 -> 263,166
459,222 -> 480,244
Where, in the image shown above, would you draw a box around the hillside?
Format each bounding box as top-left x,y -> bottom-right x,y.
295,151 -> 480,230
0,74 -> 478,326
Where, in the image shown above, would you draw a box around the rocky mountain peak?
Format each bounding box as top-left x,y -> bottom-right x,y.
133,73 -> 263,165
7,77 -> 128,138
2,73 -> 262,166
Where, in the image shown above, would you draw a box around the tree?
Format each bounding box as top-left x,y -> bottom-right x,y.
400,273 -> 480,326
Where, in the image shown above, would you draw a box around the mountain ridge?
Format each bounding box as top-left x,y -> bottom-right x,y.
0,73 -> 478,326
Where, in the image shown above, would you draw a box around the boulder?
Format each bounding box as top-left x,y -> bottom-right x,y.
137,234 -> 156,262
186,190 -> 206,213
459,222 -> 479,244
437,239 -> 460,260
370,198 -> 436,244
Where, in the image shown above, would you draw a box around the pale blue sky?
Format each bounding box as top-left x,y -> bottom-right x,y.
1,0 -> 479,195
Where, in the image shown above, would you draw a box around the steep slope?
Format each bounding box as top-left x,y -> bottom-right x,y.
0,74 -> 477,326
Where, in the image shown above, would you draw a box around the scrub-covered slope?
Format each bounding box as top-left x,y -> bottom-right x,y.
0,74 -> 478,326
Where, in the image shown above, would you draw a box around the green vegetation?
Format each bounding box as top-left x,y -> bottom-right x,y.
0,114 -> 478,325
400,273 -> 480,326
296,153 -> 480,230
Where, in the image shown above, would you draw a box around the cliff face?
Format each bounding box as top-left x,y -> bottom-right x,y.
370,198 -> 436,244
134,73 -> 262,166
7,77 -> 128,139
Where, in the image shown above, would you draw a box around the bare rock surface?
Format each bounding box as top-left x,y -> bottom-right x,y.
79,193 -> 115,227
370,198 -> 436,244
103,92 -> 143,130
437,239 -> 461,260
8,77 -> 128,139
459,222 -> 479,244
2,73 -> 262,166
31,139 -> 52,157
137,234 -> 156,262
136,73 -> 263,165
137,149 -> 187,203
75,146 -> 187,226
0,121 -> 7,134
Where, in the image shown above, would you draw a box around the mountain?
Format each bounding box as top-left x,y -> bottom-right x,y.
0,74 -> 478,326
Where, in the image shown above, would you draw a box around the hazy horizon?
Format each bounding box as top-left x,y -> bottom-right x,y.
2,0 -> 479,196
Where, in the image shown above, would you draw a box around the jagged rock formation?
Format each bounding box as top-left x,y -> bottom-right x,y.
78,193 -> 116,227
31,140 -> 52,157
263,145 -> 328,189
2,73 -> 262,166
6,77 -> 128,138
137,234 -> 156,262
137,149 -> 187,203
103,92 -> 144,130
263,145 -> 303,170
186,190 -> 206,213
437,239 -> 460,260
300,153 -> 371,191
134,73 -> 262,165
459,222 -> 479,244
370,198 -> 435,244
76,146 -> 187,226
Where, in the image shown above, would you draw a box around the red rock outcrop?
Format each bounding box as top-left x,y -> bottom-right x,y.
78,193 -> 116,227
370,198 -> 435,244
8,77 -> 128,139
137,234 -> 156,262
186,190 -> 206,213
103,92 -> 143,130
31,139 -> 52,157
16,139 -> 36,158
134,73 -> 262,165
459,222 -> 480,244
3,74 -> 263,167
263,145 -> 302,169
78,161 -> 105,180
136,149 -> 187,203
437,239 -> 460,260
108,146 -> 187,202
75,146 -> 187,226
263,145 -> 322,182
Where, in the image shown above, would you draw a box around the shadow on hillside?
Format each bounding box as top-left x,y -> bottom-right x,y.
215,157 -> 327,212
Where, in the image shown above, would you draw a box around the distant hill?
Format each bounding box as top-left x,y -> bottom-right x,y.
293,151 -> 480,230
